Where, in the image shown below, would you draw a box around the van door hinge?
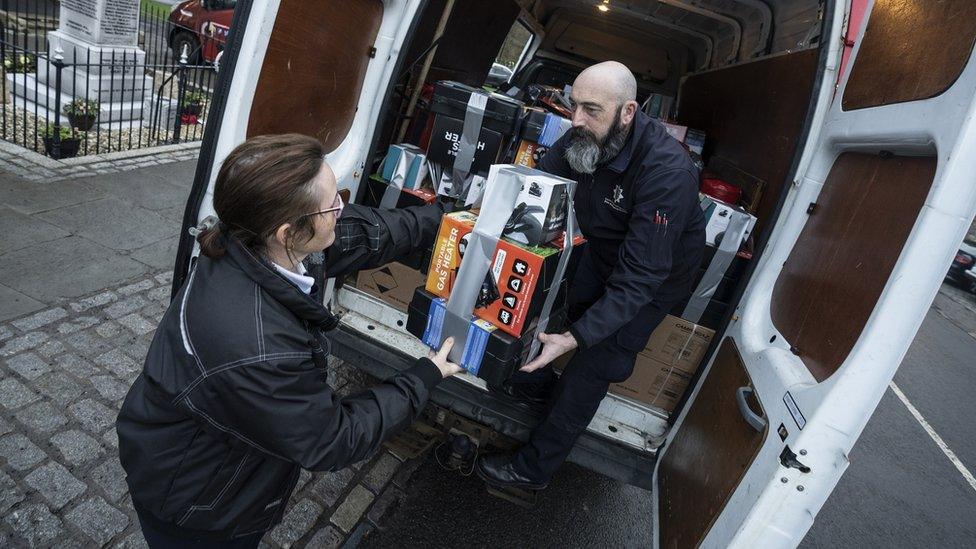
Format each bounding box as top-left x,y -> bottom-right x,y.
368,46 -> 377,58
780,445 -> 811,473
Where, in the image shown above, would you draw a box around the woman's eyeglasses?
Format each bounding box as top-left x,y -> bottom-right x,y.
301,193 -> 344,220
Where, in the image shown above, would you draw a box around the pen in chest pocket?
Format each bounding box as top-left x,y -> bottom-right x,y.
654,210 -> 669,236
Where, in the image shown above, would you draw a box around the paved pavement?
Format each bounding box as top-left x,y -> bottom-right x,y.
0,159 -> 192,321
803,286 -> 976,548
0,159 -> 422,547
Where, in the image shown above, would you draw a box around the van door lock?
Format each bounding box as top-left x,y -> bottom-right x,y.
780,445 -> 811,473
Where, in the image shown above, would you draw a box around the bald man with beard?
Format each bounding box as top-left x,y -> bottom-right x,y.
477,61 -> 706,490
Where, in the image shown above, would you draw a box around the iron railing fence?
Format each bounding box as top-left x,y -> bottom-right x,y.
0,0 -> 221,159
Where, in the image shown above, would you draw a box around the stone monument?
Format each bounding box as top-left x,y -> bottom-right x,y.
8,0 -> 154,129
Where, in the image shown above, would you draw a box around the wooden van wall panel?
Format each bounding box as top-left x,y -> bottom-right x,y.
677,49 -> 818,236
770,153 -> 936,382
843,0 -> 976,110
247,0 -> 383,150
658,338 -> 766,549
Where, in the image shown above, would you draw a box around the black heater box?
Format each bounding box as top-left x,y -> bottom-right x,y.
406,287 -> 566,390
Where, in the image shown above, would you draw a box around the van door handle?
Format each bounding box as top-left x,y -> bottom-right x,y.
736,386 -> 766,432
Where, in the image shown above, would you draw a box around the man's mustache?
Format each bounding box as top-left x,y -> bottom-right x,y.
568,126 -> 599,143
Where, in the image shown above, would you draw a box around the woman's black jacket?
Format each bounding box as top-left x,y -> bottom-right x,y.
116,202 -> 444,539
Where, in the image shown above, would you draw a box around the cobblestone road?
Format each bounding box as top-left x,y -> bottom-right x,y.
0,270 -> 422,548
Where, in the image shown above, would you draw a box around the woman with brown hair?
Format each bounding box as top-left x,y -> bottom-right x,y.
116,133 -> 459,548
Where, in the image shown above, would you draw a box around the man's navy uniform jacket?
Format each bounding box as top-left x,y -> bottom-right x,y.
538,111 -> 706,351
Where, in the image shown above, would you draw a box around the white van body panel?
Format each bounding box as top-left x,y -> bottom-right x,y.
192,0 -> 280,229
654,0 -> 976,546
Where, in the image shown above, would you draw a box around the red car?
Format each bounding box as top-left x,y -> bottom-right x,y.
167,0 -> 235,64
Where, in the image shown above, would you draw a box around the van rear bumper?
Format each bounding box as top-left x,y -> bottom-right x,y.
329,322 -> 656,490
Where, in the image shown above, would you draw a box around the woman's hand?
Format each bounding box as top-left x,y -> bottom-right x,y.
428,337 -> 463,378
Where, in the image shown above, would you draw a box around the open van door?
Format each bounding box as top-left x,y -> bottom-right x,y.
652,1 -> 976,547
173,0 -> 411,291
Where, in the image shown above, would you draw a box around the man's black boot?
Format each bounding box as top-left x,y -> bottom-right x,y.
476,453 -> 548,490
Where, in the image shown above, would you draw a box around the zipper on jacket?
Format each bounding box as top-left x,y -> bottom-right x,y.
581,174 -> 595,231
305,322 -> 330,383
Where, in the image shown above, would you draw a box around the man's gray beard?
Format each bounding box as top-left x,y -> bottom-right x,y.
564,116 -> 630,175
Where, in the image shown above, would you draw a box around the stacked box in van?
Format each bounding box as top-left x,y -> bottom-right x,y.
427,81 -> 524,202
406,166 -> 579,388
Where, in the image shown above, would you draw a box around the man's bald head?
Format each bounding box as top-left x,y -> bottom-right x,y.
574,61 -> 637,104
564,61 -> 641,174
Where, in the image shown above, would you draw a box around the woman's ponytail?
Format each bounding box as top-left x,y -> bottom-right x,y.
197,222 -> 226,258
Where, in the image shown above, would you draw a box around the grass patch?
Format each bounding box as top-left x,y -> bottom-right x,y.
140,0 -> 174,15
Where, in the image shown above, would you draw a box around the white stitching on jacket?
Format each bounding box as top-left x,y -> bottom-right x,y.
172,352 -> 312,404
254,284 -> 265,356
177,453 -> 251,526
182,397 -> 288,461
177,455 -> 249,525
179,268 -> 206,376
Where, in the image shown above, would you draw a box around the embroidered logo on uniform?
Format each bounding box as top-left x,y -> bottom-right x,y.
604,184 -> 628,213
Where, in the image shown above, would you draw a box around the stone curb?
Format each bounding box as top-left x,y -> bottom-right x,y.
0,139 -> 201,182
0,139 -> 62,170
56,141 -> 202,166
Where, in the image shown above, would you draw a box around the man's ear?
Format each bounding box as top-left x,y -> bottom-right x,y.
620,100 -> 639,125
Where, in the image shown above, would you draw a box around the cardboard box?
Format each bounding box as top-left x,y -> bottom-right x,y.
381,144 -> 428,190
356,262 -> 427,312
362,174 -> 437,209
610,354 -> 696,413
425,210 -> 576,337
662,122 -> 707,156
514,140 -> 549,169
608,315 -> 715,413
638,315 -> 714,371
701,194 -> 757,247
515,110 -> 569,170
489,164 -> 573,247
432,164 -> 486,206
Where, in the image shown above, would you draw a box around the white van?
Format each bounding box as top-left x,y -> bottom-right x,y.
172,1 -> 976,546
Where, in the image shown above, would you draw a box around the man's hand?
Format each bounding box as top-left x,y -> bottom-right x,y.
520,331 -> 578,373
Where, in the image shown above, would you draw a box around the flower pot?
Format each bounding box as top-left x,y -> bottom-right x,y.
67,112 -> 98,131
180,103 -> 203,116
43,137 -> 81,159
